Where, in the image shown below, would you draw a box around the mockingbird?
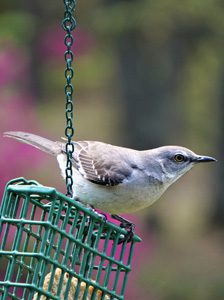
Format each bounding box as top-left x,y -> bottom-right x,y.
4,131 -> 216,236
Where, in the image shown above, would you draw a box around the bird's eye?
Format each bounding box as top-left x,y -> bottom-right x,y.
174,154 -> 185,163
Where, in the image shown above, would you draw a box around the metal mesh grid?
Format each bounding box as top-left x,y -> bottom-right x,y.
0,178 -> 141,300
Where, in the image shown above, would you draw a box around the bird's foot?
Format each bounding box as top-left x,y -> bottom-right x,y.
111,214 -> 136,243
73,199 -> 107,222
88,205 -> 107,223
94,211 -> 108,222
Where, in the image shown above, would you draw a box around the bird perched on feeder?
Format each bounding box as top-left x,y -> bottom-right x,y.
4,131 -> 216,238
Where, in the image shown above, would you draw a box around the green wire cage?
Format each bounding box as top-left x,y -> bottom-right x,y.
0,178 -> 141,300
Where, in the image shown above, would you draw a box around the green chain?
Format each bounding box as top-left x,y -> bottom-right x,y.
62,0 -> 77,197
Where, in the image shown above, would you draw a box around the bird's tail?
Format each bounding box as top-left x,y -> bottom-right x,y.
3,131 -> 63,156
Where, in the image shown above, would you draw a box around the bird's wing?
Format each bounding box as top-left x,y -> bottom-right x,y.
70,141 -> 134,186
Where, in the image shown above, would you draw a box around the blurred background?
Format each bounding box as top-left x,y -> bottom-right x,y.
1,0 -> 224,299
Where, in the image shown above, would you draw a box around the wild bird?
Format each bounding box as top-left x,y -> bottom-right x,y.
4,131 -> 216,239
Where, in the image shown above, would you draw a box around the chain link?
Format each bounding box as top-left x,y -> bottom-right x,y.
62,0 -> 77,197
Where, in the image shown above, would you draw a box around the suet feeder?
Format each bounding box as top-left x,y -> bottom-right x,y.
0,1 -> 141,299
0,178 -> 141,299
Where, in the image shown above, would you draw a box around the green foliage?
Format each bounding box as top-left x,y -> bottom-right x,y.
0,11 -> 35,45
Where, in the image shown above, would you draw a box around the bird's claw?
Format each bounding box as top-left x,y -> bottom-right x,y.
111,214 -> 136,243
95,211 -> 108,222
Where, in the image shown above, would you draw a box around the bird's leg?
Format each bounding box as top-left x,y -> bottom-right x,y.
111,214 -> 136,243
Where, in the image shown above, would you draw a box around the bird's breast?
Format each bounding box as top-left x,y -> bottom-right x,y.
72,170 -> 167,214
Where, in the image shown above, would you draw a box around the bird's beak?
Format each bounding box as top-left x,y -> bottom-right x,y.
194,155 -> 217,163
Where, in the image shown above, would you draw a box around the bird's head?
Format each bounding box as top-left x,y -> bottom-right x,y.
153,146 -> 217,184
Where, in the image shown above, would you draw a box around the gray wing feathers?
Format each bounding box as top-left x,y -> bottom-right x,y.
72,141 -> 133,186
4,131 -> 134,186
